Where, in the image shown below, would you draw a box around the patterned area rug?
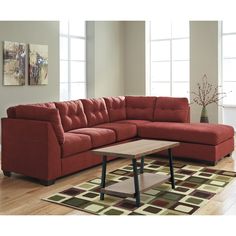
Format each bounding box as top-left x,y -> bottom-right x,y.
43,158 -> 236,215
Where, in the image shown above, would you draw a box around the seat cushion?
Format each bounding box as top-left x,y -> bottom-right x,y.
55,100 -> 88,132
138,122 -> 235,145
81,98 -> 109,126
104,96 -> 126,122
125,96 -> 156,121
62,133 -> 92,157
15,105 -> 65,144
115,119 -> 151,127
95,122 -> 137,141
154,97 -> 189,123
69,128 -> 116,148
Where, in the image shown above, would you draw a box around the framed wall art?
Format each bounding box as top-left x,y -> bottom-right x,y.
3,41 -> 26,86
29,44 -> 48,85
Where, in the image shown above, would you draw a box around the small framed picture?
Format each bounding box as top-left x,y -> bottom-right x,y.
3,41 -> 26,86
29,44 -> 48,85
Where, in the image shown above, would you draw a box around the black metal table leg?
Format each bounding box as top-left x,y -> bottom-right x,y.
100,155 -> 107,200
168,149 -> 175,189
140,156 -> 144,174
132,159 -> 140,207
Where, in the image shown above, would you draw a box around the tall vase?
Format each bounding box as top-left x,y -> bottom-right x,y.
200,106 -> 209,123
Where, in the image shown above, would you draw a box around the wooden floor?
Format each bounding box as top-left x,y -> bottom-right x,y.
1,150 -> 236,215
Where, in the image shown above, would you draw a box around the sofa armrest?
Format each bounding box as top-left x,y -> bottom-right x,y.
1,118 -> 61,181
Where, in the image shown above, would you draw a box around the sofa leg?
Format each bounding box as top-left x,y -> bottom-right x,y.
3,171 -> 11,177
225,153 -> 232,157
39,179 -> 55,186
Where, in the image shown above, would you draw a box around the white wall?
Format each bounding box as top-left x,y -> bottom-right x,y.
190,21 -> 220,123
224,107 -> 236,130
124,21 -> 146,95
0,21 -> 60,144
87,21 -> 124,98
87,21 -> 146,98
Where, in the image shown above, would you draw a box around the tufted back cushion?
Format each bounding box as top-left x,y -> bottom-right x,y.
7,102 -> 56,118
55,100 -> 88,131
154,97 -> 189,123
15,105 -> 65,144
104,96 -> 126,122
81,98 -> 109,126
125,96 -> 156,121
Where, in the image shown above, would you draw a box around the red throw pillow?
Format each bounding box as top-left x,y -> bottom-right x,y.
15,105 -> 65,144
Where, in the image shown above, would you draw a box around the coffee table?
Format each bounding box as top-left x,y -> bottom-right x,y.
92,139 -> 180,207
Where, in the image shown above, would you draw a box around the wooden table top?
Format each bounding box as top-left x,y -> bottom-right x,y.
92,139 -> 180,159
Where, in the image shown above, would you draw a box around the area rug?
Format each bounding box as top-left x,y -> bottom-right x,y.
43,158 -> 236,215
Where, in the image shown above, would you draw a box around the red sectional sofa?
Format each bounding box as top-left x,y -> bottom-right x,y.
1,96 -> 234,185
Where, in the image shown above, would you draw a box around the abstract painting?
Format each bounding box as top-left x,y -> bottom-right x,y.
29,44 -> 48,85
3,41 -> 26,86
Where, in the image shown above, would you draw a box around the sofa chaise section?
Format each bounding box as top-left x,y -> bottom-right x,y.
138,97 -> 234,164
138,122 -> 234,164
